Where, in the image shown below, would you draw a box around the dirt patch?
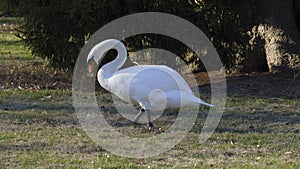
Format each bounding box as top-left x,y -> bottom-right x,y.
193,71 -> 300,98
0,62 -> 300,98
1,60 -> 300,98
0,61 -> 71,90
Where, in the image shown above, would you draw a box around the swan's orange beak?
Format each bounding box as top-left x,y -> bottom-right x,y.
88,61 -> 96,73
87,61 -> 97,78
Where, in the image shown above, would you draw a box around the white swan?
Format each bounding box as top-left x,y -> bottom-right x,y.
87,39 -> 213,129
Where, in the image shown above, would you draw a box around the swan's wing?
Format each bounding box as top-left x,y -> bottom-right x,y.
110,65 -> 193,98
114,65 -> 193,94
155,65 -> 193,94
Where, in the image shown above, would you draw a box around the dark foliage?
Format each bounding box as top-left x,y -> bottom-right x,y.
0,0 -> 20,16
1,0 -> 241,72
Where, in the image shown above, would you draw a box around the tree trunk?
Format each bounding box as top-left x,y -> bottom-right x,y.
233,0 -> 300,72
254,0 -> 300,72
295,0 -> 300,30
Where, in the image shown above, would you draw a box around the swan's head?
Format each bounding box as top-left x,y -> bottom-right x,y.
87,39 -> 123,74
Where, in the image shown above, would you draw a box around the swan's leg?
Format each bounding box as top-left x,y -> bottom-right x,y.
133,108 -> 144,123
137,102 -> 153,130
145,109 -> 153,129
133,108 -> 153,128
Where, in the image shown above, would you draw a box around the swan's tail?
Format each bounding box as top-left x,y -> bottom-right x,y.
187,94 -> 213,107
165,90 -> 214,107
194,97 -> 214,107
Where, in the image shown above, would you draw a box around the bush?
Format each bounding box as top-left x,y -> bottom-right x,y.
0,0 -> 20,16
7,0 -> 241,72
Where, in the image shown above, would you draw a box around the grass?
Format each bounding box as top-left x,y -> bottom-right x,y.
0,16 -> 299,168
0,88 -> 72,99
1,90 -> 299,168
0,17 -> 32,61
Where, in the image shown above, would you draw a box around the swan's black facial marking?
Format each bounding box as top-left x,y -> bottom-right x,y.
87,55 -> 95,64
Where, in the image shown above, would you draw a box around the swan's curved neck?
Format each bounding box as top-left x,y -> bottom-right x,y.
96,40 -> 127,89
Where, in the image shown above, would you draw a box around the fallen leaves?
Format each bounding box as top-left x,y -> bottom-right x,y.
1,61 -> 71,90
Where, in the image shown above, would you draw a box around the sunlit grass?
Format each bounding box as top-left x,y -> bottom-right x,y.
0,17 -> 32,60
0,89 -> 72,99
0,17 -> 23,25
0,89 -> 299,168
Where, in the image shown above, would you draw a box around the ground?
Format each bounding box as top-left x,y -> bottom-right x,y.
0,17 -> 299,168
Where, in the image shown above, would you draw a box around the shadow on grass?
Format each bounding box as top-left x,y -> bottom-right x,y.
205,111 -> 300,134
0,103 -> 73,112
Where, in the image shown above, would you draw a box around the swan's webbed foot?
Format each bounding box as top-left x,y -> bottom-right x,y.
147,122 -> 154,131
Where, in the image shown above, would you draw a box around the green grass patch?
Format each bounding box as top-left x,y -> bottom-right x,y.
0,17 -> 32,60
0,109 -> 68,122
0,132 -> 15,140
0,17 -> 22,26
226,96 -> 300,112
1,93 -> 299,168
0,89 -> 72,100
0,32 -> 32,60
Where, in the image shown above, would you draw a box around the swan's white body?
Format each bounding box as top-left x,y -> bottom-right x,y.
87,39 -> 212,128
